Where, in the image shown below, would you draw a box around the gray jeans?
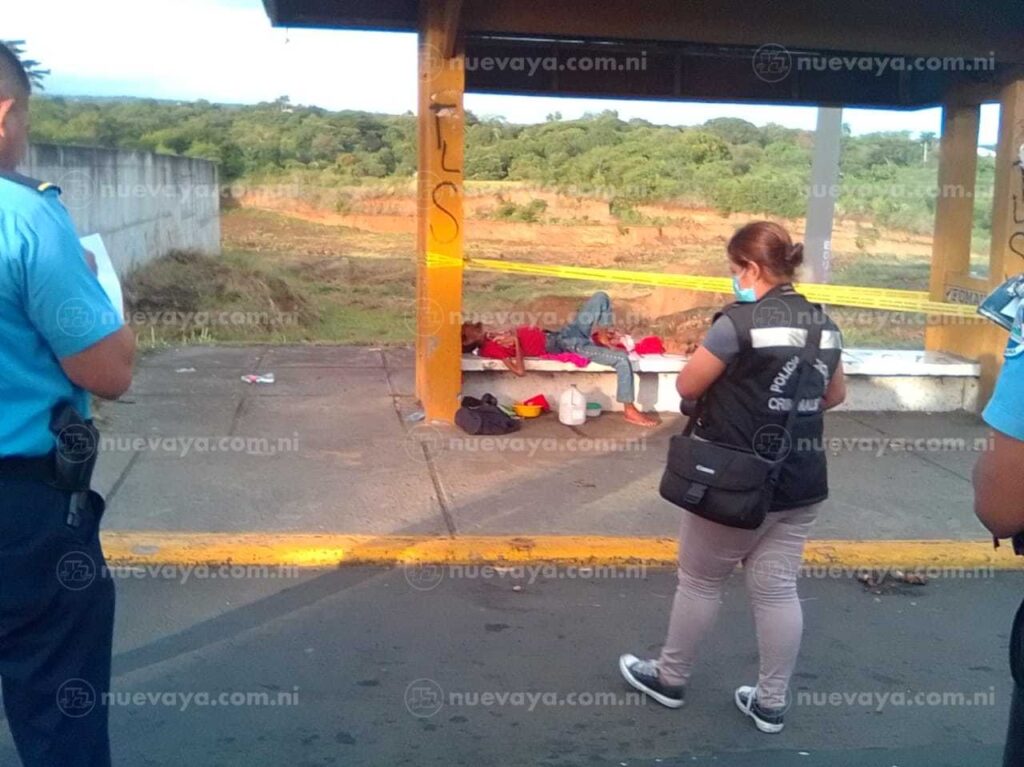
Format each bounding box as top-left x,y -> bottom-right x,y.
657,503 -> 820,709
549,292 -> 636,403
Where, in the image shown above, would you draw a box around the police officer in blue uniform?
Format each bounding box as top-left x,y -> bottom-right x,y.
974,276 -> 1024,767
0,44 -> 135,766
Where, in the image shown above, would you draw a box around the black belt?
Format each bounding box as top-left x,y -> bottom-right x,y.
0,455 -> 55,484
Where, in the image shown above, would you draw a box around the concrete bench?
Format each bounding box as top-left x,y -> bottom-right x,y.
461,350 -> 980,412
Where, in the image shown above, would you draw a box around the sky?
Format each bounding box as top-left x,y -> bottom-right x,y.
5,0 -> 1002,143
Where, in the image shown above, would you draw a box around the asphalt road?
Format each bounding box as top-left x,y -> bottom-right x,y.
1,565 -> 1018,766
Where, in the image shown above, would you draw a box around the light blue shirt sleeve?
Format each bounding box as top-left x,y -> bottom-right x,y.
983,351 -> 1024,441
983,301 -> 1024,440
20,194 -> 123,358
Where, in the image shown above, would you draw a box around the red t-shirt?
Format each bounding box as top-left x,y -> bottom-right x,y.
479,326 -> 547,359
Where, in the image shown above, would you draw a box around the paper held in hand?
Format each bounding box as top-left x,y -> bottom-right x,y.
79,233 -> 124,322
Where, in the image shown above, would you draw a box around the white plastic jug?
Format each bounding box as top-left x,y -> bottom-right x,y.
558,384 -> 587,426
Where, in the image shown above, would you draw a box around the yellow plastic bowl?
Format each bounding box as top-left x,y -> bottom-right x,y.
514,403 -> 543,418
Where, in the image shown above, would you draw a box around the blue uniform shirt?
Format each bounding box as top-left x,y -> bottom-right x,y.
983,301 -> 1024,442
0,173 -> 123,457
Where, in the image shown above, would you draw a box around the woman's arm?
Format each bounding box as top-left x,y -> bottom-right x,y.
821,361 -> 847,410
502,336 -> 526,376
676,346 -> 727,400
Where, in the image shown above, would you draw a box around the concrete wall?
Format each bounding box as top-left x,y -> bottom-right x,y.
21,144 -> 221,275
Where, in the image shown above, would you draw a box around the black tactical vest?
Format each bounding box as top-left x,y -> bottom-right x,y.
694,284 -> 843,511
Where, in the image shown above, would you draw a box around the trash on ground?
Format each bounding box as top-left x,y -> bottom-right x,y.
175,367 -> 196,373
857,569 -> 928,592
404,410 -> 426,422
241,373 -> 276,385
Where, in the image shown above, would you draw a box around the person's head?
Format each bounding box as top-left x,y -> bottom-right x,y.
461,321 -> 485,353
726,221 -> 803,300
0,43 -> 31,171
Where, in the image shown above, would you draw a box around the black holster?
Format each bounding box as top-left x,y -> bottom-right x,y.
49,401 -> 100,493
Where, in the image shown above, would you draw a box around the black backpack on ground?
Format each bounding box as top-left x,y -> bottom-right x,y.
455,394 -> 520,435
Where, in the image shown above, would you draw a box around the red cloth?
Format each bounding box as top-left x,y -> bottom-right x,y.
635,336 -> 666,355
479,338 -> 513,359
522,394 -> 551,412
540,352 -> 591,368
479,326 -> 547,359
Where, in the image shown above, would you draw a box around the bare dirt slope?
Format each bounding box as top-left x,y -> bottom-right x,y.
222,185 -> 939,350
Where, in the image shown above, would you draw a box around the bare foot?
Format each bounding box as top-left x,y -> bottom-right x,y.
623,405 -> 659,428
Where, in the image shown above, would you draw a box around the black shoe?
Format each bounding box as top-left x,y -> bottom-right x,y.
734,685 -> 785,733
618,654 -> 684,709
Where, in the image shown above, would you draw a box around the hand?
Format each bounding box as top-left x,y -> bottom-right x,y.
83,248 -> 98,275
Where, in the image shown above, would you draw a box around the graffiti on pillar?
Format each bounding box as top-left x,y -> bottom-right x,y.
434,109 -> 461,173
429,100 -> 462,245
1012,234 -> 1024,261
1011,142 -> 1024,260
430,181 -> 460,245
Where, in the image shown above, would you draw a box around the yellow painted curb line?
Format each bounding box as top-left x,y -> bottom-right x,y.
99,533 -> 1023,571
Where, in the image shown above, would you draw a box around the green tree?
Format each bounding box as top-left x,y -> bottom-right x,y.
21,93 -> 985,234
702,117 -> 761,145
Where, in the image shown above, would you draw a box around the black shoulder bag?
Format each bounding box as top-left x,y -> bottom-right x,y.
658,323 -> 822,529
454,393 -> 521,436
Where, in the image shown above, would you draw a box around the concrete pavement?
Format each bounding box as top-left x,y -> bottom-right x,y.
94,345 -> 990,546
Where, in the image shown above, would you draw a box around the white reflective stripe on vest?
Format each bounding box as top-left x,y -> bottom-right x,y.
750,328 -> 842,350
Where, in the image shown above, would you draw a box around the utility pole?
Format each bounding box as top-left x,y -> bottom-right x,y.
804,107 -> 843,284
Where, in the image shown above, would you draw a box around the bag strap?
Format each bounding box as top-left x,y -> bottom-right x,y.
682,398 -> 701,436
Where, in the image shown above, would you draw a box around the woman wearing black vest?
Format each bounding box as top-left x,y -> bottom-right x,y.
620,221 -> 847,733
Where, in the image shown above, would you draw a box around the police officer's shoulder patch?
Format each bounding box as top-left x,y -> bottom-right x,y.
0,170 -> 61,195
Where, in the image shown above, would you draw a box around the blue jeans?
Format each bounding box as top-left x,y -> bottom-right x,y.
551,292 -> 636,404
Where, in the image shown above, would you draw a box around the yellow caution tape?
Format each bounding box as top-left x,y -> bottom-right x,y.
424,253 -> 981,318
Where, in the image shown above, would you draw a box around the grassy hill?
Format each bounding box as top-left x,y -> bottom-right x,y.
30,97 -> 994,247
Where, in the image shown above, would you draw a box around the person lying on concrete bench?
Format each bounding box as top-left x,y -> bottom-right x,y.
460,291 -> 659,428
461,323 -> 546,377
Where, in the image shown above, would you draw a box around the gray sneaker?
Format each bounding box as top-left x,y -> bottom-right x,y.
618,654 -> 684,709
734,685 -> 785,733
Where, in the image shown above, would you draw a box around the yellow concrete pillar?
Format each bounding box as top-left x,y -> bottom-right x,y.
415,0 -> 465,422
926,80 -> 1024,407
925,98 -> 986,355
